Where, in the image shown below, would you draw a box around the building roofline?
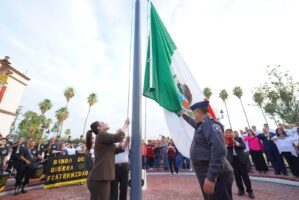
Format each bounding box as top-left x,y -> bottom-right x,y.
8,66 -> 30,81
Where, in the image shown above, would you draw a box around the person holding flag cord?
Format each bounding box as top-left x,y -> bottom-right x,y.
179,101 -> 234,200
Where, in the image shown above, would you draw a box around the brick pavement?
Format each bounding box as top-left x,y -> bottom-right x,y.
1,175 -> 298,200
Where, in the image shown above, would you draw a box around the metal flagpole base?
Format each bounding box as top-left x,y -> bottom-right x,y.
142,169 -> 147,191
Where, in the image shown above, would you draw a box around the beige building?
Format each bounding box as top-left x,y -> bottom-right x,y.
0,56 -> 30,136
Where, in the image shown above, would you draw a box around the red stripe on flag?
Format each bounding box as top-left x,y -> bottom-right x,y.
204,98 -> 216,119
0,86 -> 7,103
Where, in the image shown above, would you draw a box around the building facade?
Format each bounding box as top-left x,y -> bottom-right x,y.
0,56 -> 30,136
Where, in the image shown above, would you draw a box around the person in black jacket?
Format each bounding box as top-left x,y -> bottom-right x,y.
225,129 -> 255,199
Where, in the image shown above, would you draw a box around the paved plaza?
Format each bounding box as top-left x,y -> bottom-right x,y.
1,174 -> 298,200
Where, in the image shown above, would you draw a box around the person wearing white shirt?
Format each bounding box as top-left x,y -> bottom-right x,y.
66,143 -> 76,156
272,128 -> 299,177
110,137 -> 130,200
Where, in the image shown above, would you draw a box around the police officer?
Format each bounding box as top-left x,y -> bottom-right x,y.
180,101 -> 234,200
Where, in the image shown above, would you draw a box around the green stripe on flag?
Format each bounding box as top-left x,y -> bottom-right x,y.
143,3 -> 182,113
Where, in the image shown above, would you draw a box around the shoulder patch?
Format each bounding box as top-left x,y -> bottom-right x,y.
213,124 -> 222,133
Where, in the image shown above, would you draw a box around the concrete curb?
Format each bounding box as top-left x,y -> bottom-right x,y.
147,172 -> 299,187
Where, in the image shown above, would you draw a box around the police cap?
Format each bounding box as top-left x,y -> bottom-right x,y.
190,100 -> 209,111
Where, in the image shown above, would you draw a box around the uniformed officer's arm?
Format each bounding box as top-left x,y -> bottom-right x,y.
204,122 -> 227,182
181,114 -> 197,129
98,130 -> 125,144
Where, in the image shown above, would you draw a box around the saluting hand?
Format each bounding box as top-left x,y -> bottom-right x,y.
203,178 -> 215,195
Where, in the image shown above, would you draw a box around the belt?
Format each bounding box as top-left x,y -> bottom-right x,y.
192,160 -> 209,165
115,163 -> 129,167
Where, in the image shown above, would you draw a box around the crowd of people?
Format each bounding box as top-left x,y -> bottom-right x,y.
142,136 -> 191,175
0,133 -> 89,195
1,119 -> 299,199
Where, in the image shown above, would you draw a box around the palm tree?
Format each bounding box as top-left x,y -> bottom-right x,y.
38,99 -> 53,115
55,107 -> 69,135
64,129 -> 71,137
203,87 -> 212,100
64,87 -> 75,107
219,89 -> 232,128
61,87 -> 75,134
253,91 -> 268,124
233,86 -> 250,128
264,103 -> 278,126
83,93 -> 98,134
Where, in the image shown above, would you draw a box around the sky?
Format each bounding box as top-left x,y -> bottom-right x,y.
1,0 -> 299,139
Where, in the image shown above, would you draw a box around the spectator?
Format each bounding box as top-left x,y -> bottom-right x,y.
153,143 -> 162,169
55,136 -> 63,150
291,127 -> 299,155
239,130 -> 253,173
141,140 -> 147,169
167,144 -> 178,176
258,128 -> 288,175
272,128 -> 299,177
146,142 -> 154,169
244,130 -> 268,173
66,143 -> 76,155
225,129 -> 255,198
161,136 -> 169,170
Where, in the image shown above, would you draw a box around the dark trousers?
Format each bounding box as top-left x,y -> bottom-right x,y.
168,156 -> 178,174
193,163 -> 234,200
265,150 -> 287,174
244,152 -> 252,172
15,163 -> 31,187
250,150 -> 268,172
282,152 -> 299,177
232,156 -> 252,193
147,157 -> 154,168
87,180 -> 111,200
110,164 -> 129,200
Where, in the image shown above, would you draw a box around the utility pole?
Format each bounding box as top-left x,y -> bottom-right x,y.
9,106 -> 22,135
130,0 -> 142,199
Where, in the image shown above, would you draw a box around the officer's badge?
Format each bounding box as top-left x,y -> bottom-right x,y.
32,150 -> 37,154
21,144 -> 25,148
213,124 -> 222,133
53,145 -> 57,149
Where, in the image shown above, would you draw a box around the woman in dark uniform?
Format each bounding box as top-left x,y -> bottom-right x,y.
86,119 -> 129,200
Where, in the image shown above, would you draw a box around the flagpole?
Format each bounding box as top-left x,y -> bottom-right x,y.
130,0 -> 142,199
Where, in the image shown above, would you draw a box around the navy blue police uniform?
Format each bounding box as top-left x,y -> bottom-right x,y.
182,101 -> 234,200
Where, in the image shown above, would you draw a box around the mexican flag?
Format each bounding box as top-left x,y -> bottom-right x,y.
143,3 -> 216,158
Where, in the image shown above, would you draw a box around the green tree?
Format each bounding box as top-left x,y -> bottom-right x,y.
259,65 -> 299,124
38,99 -> 53,115
55,107 -> 69,136
83,93 -> 98,134
264,103 -> 278,126
61,87 -> 75,134
18,111 -> 44,140
64,129 -> 71,137
203,87 -> 212,99
233,86 -> 250,128
64,87 -> 75,107
219,89 -> 232,128
253,90 -> 268,124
